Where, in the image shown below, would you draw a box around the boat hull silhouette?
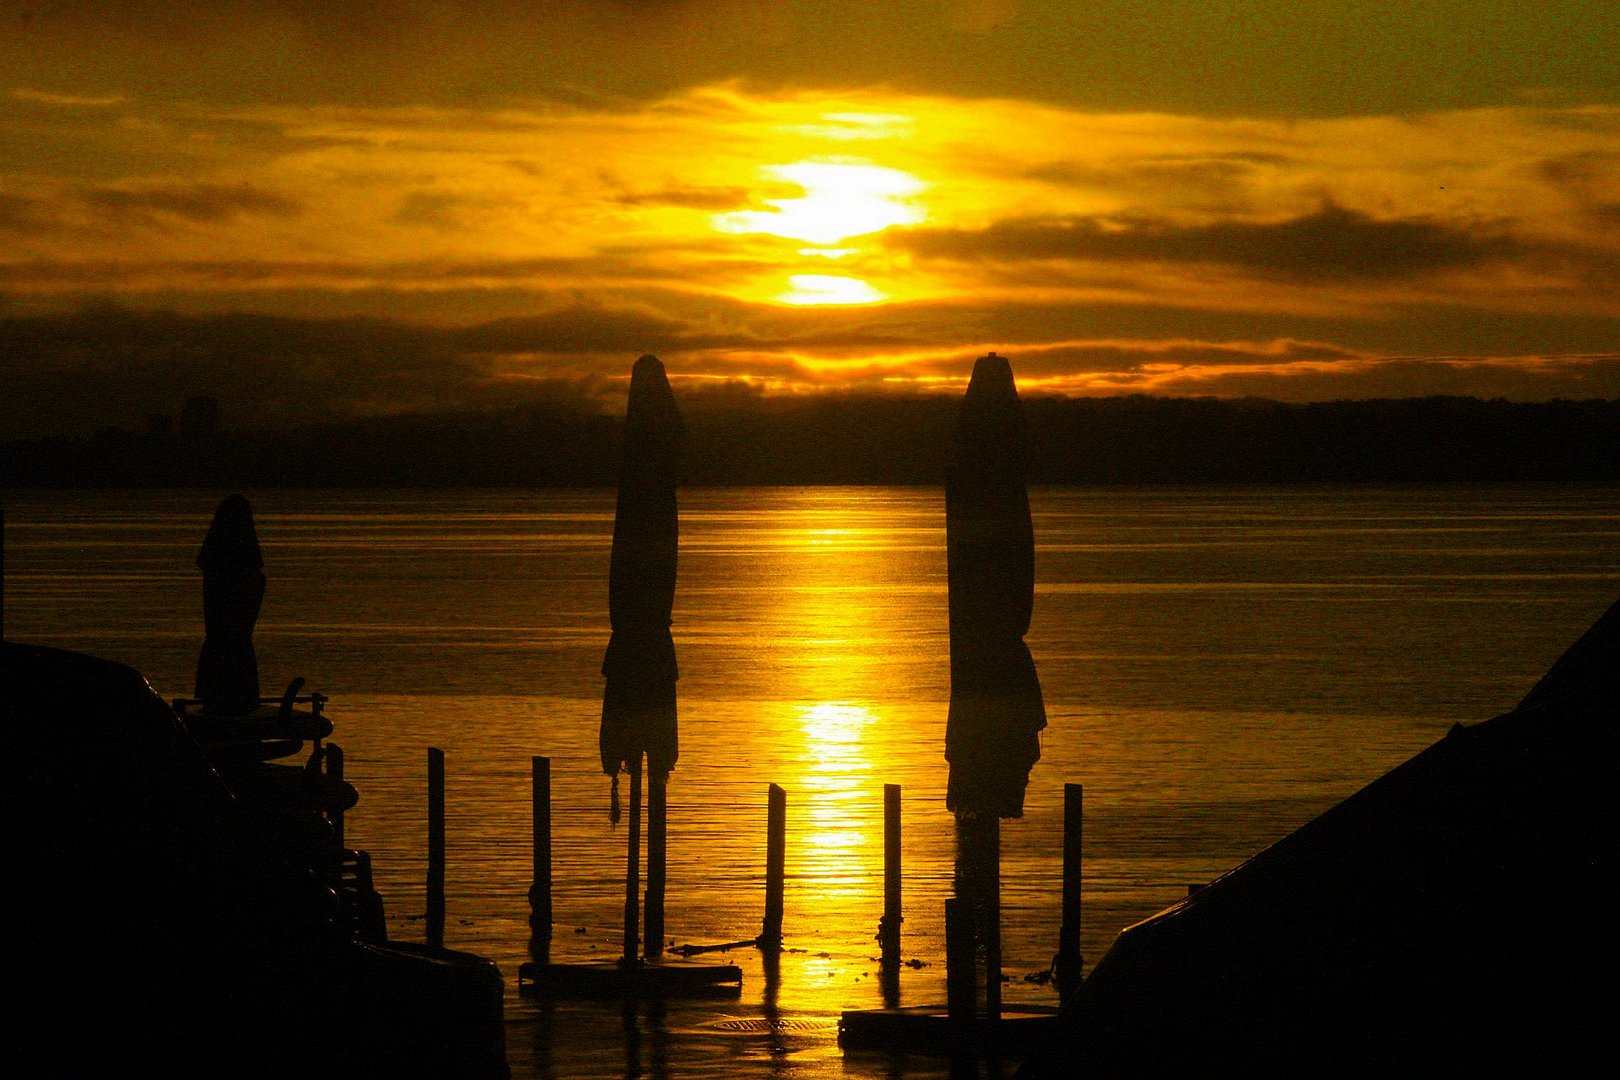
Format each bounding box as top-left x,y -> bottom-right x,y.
1017,600 -> 1620,1076
1,640 -> 508,1079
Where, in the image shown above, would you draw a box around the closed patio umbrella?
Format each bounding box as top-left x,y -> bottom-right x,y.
195,493 -> 265,716
600,354 -> 684,961
187,495 -> 332,764
945,352 -> 1046,1020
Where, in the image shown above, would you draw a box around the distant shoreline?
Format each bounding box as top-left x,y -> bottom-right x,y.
10,480 -> 1620,495
7,394 -> 1620,488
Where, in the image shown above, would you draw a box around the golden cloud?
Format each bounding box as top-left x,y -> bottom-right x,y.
5,84 -> 1620,408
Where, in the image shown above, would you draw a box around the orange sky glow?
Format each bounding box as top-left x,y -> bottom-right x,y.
3,3 -> 1620,433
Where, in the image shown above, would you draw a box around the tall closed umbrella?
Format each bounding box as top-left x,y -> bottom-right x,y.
945,352 -> 1046,1020
195,493 -> 265,715
600,354 -> 684,962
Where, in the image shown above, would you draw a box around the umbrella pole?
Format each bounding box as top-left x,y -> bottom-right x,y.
645,769 -> 667,959
623,754 -> 643,964
955,812 -> 1002,1022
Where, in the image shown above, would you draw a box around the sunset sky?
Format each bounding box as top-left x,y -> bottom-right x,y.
4,2 -> 1620,435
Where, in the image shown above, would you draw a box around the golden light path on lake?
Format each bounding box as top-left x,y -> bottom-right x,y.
736,489 -> 917,909
793,703 -> 881,893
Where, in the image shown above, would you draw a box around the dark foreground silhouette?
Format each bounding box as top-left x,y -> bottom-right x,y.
1,642 -> 508,1078
1016,597 -> 1620,1076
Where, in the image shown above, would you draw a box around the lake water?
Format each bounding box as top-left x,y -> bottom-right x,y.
5,484 -> 1618,1078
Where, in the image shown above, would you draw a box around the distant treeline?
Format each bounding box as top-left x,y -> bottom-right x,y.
6,394 -> 1620,487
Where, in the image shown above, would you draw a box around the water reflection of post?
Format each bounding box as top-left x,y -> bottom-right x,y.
528,997 -> 555,1078
944,353 -> 1047,1037
647,997 -> 671,1080
621,999 -> 642,1078
600,355 -> 685,966
619,998 -> 671,1080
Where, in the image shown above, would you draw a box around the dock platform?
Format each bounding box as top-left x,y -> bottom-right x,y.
518,958 -> 743,999
838,1003 -> 1062,1057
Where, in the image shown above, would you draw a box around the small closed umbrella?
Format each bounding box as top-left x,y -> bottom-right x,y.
195,493 -> 266,716
944,352 -> 1046,1020
600,354 -> 684,962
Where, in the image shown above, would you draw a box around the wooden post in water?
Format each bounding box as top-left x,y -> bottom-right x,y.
427,747 -> 446,948
529,756 -> 552,938
760,783 -> 786,947
623,755 -> 643,964
945,896 -> 976,1036
1055,782 -> 1084,998
878,783 -> 902,960
327,743 -> 346,851
645,771 -> 667,958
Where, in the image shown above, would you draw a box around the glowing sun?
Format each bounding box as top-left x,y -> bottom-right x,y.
715,160 -> 927,245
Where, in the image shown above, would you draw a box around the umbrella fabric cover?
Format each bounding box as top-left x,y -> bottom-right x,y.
195,493 -> 266,715
600,355 -> 685,780
945,354 -> 1046,818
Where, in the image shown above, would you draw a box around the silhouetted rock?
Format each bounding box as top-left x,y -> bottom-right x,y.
1017,598 -> 1620,1077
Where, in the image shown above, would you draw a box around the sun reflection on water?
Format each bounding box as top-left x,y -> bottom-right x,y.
793,703 -> 878,876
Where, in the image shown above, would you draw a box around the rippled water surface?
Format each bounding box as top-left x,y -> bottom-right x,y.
6,484 -> 1619,1078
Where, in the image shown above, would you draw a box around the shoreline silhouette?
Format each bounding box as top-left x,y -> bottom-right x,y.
7,393 -> 1620,488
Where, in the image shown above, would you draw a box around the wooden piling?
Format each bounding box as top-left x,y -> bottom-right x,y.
427,747 -> 445,948
984,814 -> 1002,1023
945,896 -> 976,1027
645,770 -> 667,958
327,743 -> 346,851
878,783 -> 902,958
623,756 -> 643,963
1055,782 -> 1084,997
760,783 -> 786,947
529,756 -> 552,937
